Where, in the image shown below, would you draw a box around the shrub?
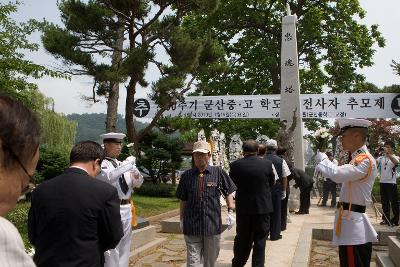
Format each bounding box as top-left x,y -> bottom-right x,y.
134,182 -> 177,198
35,147 -> 69,183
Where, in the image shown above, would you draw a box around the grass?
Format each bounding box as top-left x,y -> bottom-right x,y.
6,196 -> 179,252
133,195 -> 180,217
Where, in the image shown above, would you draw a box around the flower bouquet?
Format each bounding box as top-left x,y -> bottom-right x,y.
311,127 -> 332,152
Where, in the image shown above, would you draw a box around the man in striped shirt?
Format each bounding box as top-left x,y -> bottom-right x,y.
176,140 -> 237,267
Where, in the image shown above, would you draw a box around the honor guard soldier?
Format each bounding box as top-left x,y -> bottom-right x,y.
97,132 -> 143,267
316,119 -> 378,267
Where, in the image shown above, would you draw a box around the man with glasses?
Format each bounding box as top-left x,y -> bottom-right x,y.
28,141 -> 123,266
0,94 -> 40,267
97,132 -> 143,267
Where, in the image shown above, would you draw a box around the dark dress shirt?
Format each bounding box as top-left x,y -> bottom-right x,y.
176,165 -> 237,236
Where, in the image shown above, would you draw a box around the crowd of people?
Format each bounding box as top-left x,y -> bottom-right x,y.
0,95 -> 398,267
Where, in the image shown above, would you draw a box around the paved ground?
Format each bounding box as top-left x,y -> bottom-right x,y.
129,198 -> 389,266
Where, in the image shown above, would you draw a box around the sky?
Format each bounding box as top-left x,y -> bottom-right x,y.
13,0 -> 400,115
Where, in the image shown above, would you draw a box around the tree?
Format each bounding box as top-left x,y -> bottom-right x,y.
193,0 -> 384,95
138,131 -> 184,184
181,0 -> 385,134
0,1 -> 76,156
392,60 -> 400,77
0,1 -> 66,108
42,0 -> 225,152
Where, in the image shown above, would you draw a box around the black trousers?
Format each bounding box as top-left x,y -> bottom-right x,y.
322,179 -> 337,206
380,183 -> 399,224
232,213 -> 270,267
299,185 -> 312,213
269,186 -> 282,240
339,242 -> 372,267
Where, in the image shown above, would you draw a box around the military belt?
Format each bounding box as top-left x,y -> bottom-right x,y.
337,202 -> 366,213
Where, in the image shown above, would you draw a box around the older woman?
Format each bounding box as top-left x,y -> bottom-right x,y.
0,94 -> 40,266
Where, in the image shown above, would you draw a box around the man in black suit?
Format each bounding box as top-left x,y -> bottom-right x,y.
28,141 -> 123,267
230,140 -> 276,267
291,168 -> 314,214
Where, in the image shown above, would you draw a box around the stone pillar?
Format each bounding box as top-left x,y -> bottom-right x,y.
280,4 -> 304,170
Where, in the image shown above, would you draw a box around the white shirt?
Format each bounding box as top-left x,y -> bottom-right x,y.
0,217 -> 35,267
281,159 -> 291,177
377,154 -> 399,184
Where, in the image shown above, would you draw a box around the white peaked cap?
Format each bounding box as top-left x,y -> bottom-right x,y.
337,118 -> 372,132
100,132 -> 126,142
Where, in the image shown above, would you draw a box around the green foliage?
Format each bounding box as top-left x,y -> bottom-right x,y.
5,202 -> 32,252
134,182 -> 178,198
198,119 -> 279,144
138,131 -> 184,184
0,1 -> 67,105
392,60 -> 400,77
133,195 -> 180,217
35,147 -> 69,183
43,0 -> 226,147
39,110 -> 76,155
183,0 -> 385,132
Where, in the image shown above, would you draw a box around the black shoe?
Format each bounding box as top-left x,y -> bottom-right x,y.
390,220 -> 399,226
380,221 -> 388,225
295,210 -> 307,214
270,235 -> 282,241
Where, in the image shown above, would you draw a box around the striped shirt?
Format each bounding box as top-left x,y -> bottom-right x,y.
176,165 -> 237,236
0,217 -> 35,267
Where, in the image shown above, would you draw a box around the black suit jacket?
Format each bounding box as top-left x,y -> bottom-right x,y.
28,168 -> 123,267
229,156 -> 275,214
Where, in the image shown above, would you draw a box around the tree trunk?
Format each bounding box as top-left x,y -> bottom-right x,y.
125,77 -> 138,155
105,24 -> 124,132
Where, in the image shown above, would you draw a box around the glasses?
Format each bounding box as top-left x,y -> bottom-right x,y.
14,156 -> 34,195
5,147 -> 35,196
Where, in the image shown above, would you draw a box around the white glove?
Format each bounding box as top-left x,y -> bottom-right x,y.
281,191 -> 286,200
125,156 -> 136,165
226,210 -> 236,230
315,152 -> 328,164
179,220 -> 183,232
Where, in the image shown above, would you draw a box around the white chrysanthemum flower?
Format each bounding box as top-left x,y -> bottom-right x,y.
127,143 -> 134,148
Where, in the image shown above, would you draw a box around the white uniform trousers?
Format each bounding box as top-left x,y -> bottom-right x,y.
104,204 -> 132,267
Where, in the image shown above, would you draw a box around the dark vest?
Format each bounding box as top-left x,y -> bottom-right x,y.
265,153 -> 283,183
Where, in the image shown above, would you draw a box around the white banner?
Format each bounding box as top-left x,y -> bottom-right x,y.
133,93 -> 400,119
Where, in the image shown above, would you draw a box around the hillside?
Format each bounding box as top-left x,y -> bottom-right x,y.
67,113 -> 147,143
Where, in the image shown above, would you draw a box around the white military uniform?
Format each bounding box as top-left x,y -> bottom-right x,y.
317,145 -> 378,246
97,133 -> 143,267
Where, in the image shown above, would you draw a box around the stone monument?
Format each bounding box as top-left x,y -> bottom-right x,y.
280,4 -> 304,170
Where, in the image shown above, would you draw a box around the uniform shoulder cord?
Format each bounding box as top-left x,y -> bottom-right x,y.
336,153 -> 373,236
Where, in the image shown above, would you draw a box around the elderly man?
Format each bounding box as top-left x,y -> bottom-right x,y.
97,132 -> 143,267
230,140 -> 276,267
265,139 -> 290,240
28,141 -> 123,266
176,140 -> 236,267
316,118 -> 378,267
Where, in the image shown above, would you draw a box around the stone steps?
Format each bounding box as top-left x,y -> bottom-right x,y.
376,236 -> 400,267
129,224 -> 169,263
